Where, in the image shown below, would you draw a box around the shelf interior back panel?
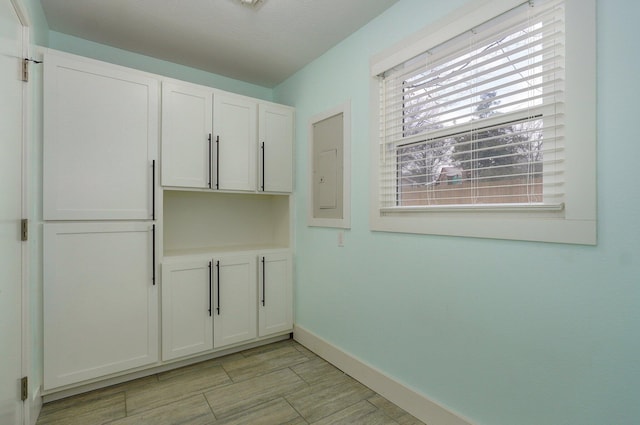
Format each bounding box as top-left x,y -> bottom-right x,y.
163,190 -> 290,254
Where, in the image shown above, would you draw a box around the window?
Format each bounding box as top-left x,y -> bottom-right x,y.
370,0 -> 595,244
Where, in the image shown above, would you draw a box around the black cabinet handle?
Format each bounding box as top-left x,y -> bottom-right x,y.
208,261 -> 212,317
151,224 -> 156,285
151,160 -> 156,220
215,136 -> 220,190
208,134 -> 212,189
261,142 -> 265,192
216,260 -> 220,315
261,256 -> 266,306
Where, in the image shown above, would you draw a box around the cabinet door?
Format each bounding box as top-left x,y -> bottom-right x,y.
213,254 -> 257,348
161,260 -> 213,361
213,94 -> 257,191
161,82 -> 212,188
259,104 -> 294,193
258,252 -> 293,337
43,222 -> 158,390
43,54 -> 158,220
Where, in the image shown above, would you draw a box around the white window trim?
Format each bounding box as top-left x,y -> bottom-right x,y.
369,0 -> 596,245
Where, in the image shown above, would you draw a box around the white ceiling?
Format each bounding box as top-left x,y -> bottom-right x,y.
40,0 -> 401,88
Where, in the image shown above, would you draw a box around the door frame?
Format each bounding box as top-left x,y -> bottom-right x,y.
9,0 -> 33,423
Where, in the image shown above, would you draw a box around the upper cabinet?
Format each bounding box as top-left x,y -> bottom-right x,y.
161,82 -> 212,189
160,80 -> 293,193
259,104 -> 294,193
214,93 -> 257,192
43,53 -> 159,220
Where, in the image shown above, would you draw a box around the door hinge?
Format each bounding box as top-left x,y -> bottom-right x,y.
21,377 -> 28,401
22,58 -> 43,83
22,58 -> 29,82
21,219 -> 28,241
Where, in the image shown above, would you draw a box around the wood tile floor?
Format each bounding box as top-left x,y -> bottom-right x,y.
37,339 -> 426,425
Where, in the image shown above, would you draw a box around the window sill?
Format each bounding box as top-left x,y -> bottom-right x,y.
380,203 -> 564,214
371,209 -> 596,245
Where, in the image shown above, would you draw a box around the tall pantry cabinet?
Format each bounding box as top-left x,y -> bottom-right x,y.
42,53 -> 160,390
42,51 -> 294,394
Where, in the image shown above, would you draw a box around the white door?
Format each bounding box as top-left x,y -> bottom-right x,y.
259,104 -> 293,193
213,254 -> 257,348
0,0 -> 25,423
43,222 -> 159,390
258,252 -> 293,337
161,260 -> 214,361
161,82 -> 212,188
213,94 -> 257,192
43,53 -> 159,220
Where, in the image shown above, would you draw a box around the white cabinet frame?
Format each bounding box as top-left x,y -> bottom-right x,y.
161,82 -> 212,189
258,251 -> 293,337
43,53 -> 159,220
161,260 -> 214,361
43,222 -> 159,390
259,104 -> 294,193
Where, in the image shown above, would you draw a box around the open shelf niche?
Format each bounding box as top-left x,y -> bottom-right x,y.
163,190 -> 291,257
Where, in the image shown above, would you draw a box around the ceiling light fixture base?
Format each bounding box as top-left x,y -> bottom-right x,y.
238,0 -> 265,8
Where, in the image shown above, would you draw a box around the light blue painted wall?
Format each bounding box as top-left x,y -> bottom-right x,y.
274,1 -> 640,424
23,0 -> 48,46
48,31 -> 273,101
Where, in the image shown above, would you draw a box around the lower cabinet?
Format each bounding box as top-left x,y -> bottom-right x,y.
213,254 -> 257,348
259,252 -> 293,337
161,260 -> 213,361
161,250 -> 292,361
43,222 -> 158,390
43,221 -> 292,387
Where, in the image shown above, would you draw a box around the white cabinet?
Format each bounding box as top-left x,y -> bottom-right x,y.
43,52 -> 161,390
213,254 -> 258,348
43,222 -> 158,390
43,53 -> 158,220
160,81 -> 293,193
259,104 -> 294,193
160,249 -> 291,360
161,260 -> 213,361
161,82 -> 212,189
41,51 -> 292,393
258,251 -> 293,337
214,93 -> 258,192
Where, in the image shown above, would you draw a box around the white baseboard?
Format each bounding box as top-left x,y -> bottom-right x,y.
293,325 -> 474,425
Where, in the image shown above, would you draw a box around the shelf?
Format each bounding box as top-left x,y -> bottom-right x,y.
163,244 -> 290,260
163,190 -> 290,256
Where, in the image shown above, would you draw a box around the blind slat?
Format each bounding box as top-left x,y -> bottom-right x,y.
388,3 -> 564,84
399,29 -> 564,100
396,51 -> 564,115
378,0 -> 566,209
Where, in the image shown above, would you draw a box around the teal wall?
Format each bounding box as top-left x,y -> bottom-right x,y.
48,31 -> 273,101
21,0 -> 640,423
274,1 -> 640,424
23,0 -> 48,46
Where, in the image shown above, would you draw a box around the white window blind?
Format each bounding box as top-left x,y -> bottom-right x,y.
378,0 -> 565,211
